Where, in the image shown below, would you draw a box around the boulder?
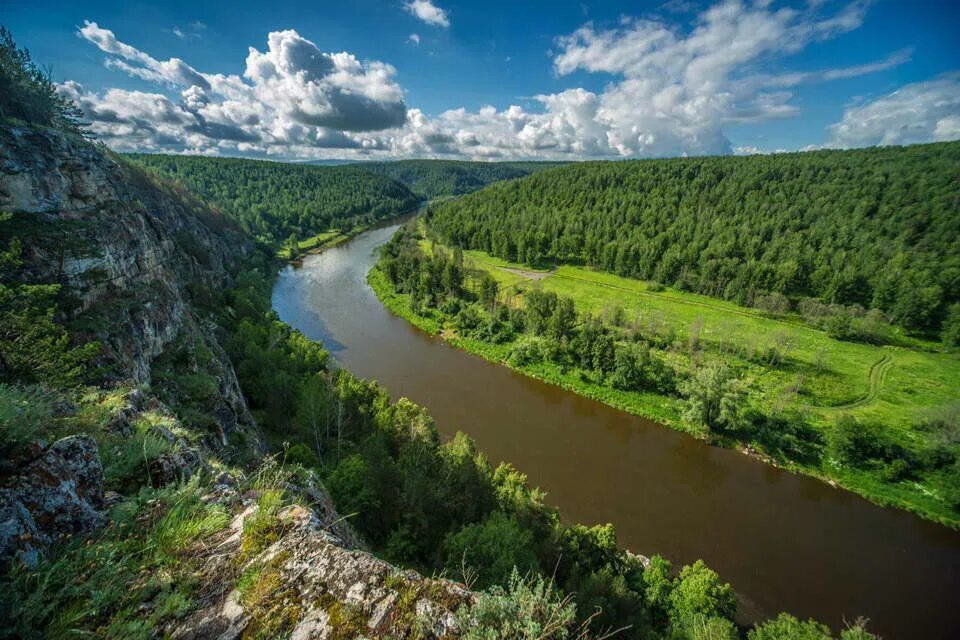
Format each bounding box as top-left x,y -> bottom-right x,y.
0,435 -> 106,567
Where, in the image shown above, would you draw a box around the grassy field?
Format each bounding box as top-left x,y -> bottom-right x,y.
380,237 -> 960,526
276,228 -> 363,260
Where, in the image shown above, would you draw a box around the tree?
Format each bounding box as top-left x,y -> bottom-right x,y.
479,273 -> 499,310
748,613 -> 832,640
443,511 -> 539,589
943,303 -> 960,347
0,27 -> 86,133
548,297 -> 577,341
669,560 -> 737,624
680,364 -> 746,433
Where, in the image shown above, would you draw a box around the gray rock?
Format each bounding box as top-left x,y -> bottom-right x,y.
0,435 -> 106,567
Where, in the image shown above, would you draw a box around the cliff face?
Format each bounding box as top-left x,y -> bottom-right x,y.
0,125 -> 257,438
0,126 -> 476,638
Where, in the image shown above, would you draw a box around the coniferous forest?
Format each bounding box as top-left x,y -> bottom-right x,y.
126,154 -> 421,243
428,145 -> 960,335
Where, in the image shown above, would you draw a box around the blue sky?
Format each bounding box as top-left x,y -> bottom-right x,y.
4,0 -> 959,159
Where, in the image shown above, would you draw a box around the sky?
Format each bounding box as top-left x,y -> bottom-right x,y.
4,0 -> 959,160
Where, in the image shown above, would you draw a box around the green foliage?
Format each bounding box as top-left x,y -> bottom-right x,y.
668,560 -> 737,627
680,364 -> 747,434
444,511 -> 539,589
454,570 -> 578,640
361,159 -> 562,199
0,230 -> 98,387
748,613 -> 833,640
942,303 -> 960,347
428,143 -> 960,333
3,482 -> 228,639
125,154 -> 420,244
0,384 -> 54,460
0,27 -> 85,134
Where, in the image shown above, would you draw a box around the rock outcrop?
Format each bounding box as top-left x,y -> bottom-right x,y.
0,435 -> 105,567
172,501 -> 470,640
0,124 -> 261,449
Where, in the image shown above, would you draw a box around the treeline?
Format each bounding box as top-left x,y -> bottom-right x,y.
360,159 -> 563,199
0,26 -> 85,135
126,154 -> 420,244
218,246 -> 877,640
427,144 -> 960,335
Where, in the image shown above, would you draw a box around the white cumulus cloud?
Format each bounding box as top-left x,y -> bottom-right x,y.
64,1 -> 925,161
826,74 -> 960,148
404,0 -> 450,28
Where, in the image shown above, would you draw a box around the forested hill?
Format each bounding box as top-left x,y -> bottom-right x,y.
427,142 -> 960,333
126,154 -> 420,243
359,159 -> 564,199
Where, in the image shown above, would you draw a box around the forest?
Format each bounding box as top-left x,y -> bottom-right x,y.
126,154 -> 420,244
427,145 -> 960,336
360,159 -> 564,199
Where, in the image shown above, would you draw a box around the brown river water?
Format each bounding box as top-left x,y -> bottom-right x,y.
271,221 -> 960,639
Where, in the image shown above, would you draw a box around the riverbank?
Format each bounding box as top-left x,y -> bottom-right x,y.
273,222 -> 960,639
368,247 -> 960,529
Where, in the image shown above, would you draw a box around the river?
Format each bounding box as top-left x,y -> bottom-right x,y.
271,220 -> 960,639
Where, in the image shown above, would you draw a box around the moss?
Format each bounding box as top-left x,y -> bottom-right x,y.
315,592 -> 369,640
238,551 -> 302,640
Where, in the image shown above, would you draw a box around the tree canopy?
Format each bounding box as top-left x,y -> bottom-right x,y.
427,143 -> 960,333
126,154 -> 420,243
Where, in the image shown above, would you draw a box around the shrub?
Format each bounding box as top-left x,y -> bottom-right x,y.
0,384 -> 53,459
669,560 -> 737,624
827,416 -> 891,467
748,613 -> 833,640
508,336 -> 551,367
453,570 -> 578,640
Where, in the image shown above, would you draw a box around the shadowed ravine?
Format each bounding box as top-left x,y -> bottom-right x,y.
272,221 -> 960,640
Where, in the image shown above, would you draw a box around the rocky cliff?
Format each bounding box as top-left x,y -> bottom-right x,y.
0,126 -> 476,638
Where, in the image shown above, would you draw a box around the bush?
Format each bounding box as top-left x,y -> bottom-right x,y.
748,613 -> 833,640
508,336 -> 551,367
454,570 -> 578,640
669,560 -> 737,624
0,384 -> 53,459
827,416 -> 891,467
943,303 -> 960,347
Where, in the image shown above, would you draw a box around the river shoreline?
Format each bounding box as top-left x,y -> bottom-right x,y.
272,222 -> 960,639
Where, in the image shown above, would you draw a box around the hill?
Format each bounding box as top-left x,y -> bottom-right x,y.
125,154 -> 420,244
427,144 -> 960,335
360,159 -> 564,199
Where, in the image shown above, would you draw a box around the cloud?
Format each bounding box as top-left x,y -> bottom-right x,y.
408,33 -> 421,45
404,0 -> 450,28
826,74 -> 960,148
71,23 -> 408,156
67,2 -> 910,160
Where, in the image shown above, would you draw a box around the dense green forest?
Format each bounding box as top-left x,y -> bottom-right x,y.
427,145 -> 960,335
126,154 -> 420,244
360,159 -> 564,199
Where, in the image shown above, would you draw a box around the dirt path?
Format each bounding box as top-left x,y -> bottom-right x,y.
498,266 -> 553,281
810,354 -> 894,411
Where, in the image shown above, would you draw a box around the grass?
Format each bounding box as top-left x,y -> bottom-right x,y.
276,228 -> 355,260
374,239 -> 960,527
3,480 -> 230,639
